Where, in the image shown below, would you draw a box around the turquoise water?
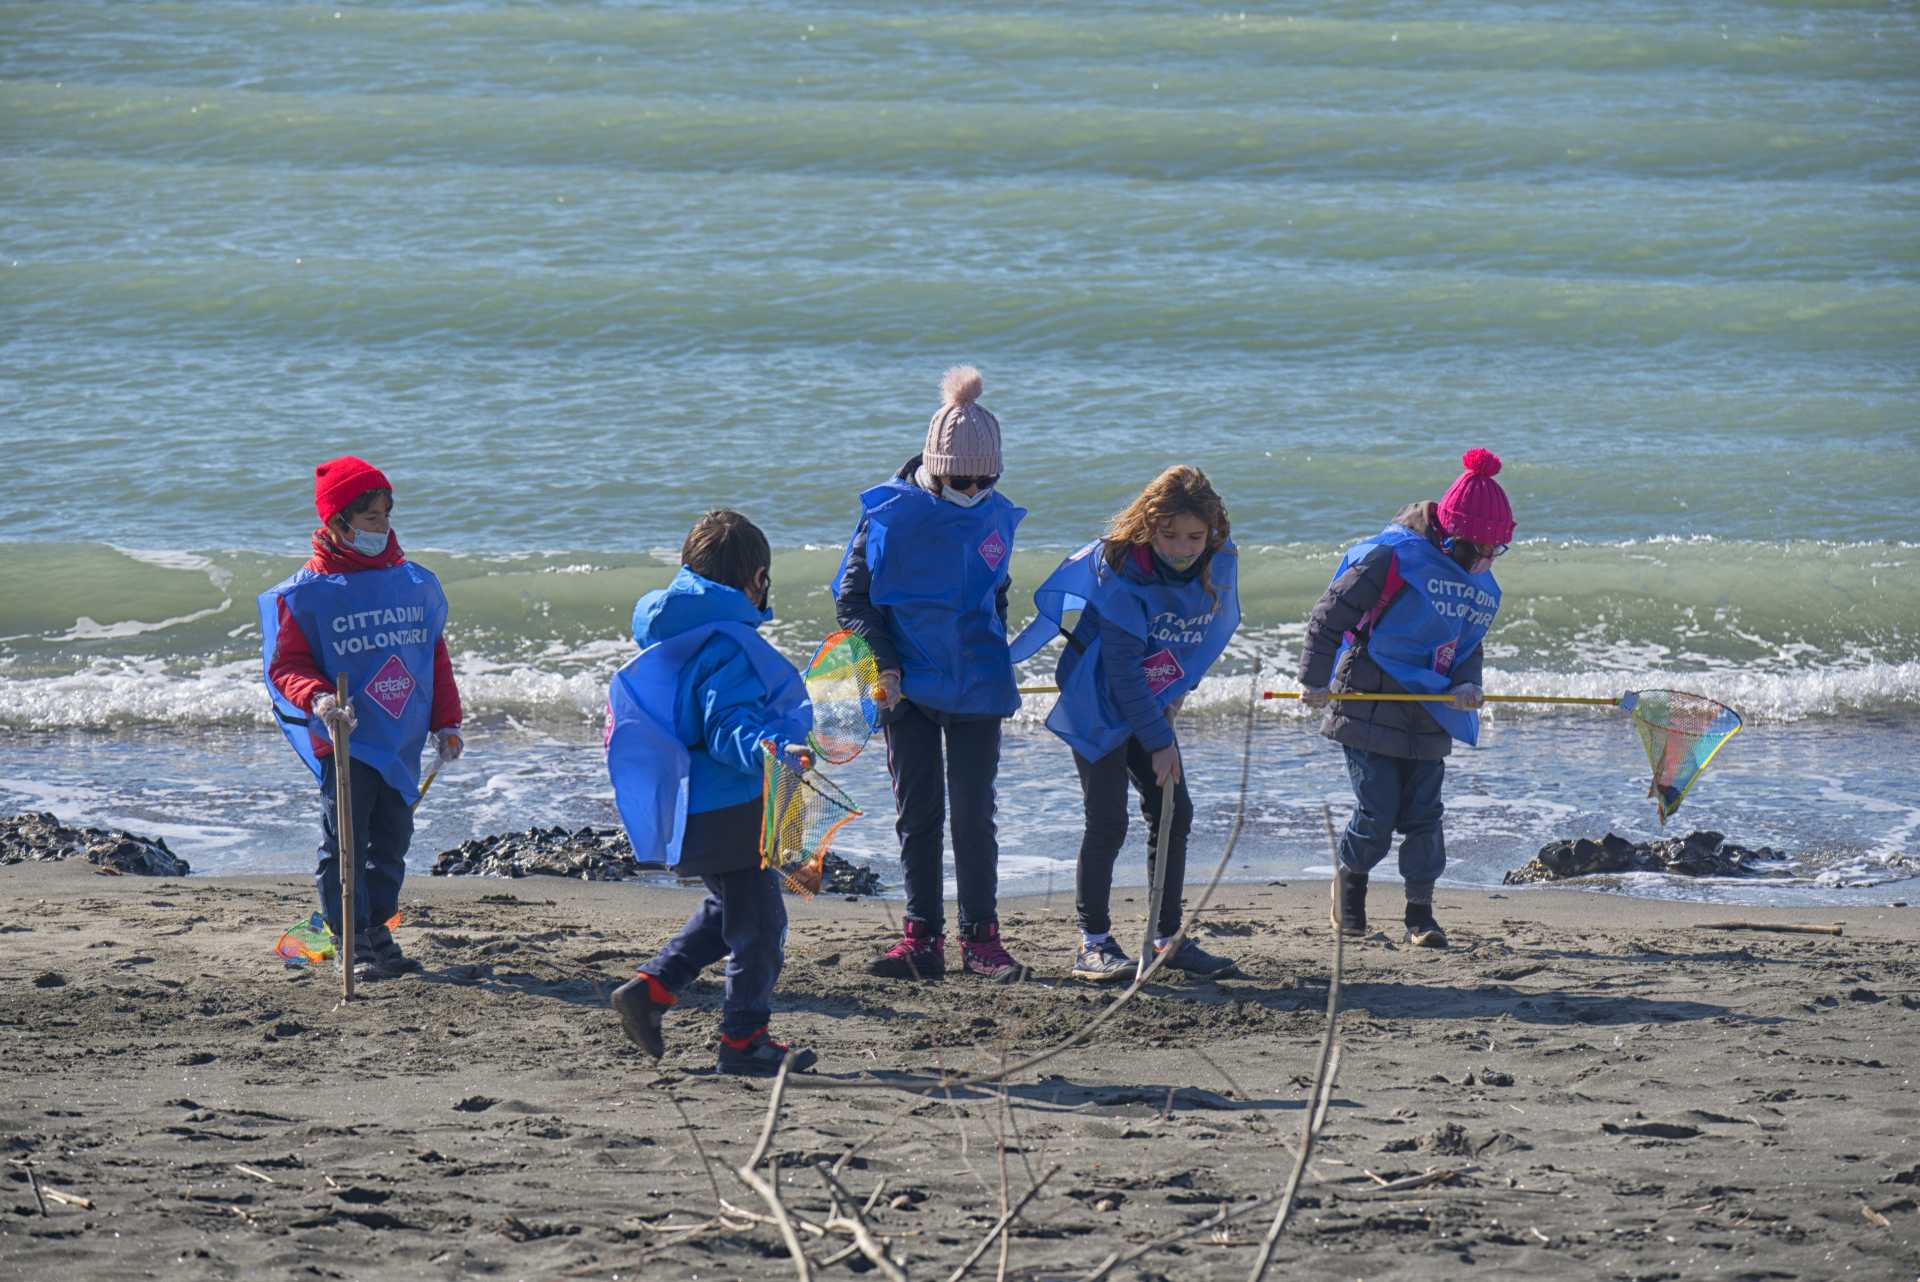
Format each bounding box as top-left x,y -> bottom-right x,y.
2,0 -> 1916,901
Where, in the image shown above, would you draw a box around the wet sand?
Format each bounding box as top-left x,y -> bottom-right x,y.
2,860 -> 1916,1280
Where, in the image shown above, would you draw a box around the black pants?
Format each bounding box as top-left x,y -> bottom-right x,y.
1073,737 -> 1192,940
316,756 -> 413,937
883,700 -> 1001,937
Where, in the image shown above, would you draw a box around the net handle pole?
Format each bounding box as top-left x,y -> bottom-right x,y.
1262,691 -> 1622,707
1137,712 -> 1179,984
331,672 -> 356,1004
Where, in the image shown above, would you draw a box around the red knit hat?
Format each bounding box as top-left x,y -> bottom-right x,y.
313,455 -> 391,525
1436,448 -> 1515,545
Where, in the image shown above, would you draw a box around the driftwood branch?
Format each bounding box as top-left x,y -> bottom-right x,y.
1245,802 -> 1349,1282
9,1160 -> 47,1217
1694,921 -> 1843,937
815,1163 -> 907,1282
733,1053 -> 813,1282
946,1165 -> 1060,1282
1082,1193 -> 1280,1282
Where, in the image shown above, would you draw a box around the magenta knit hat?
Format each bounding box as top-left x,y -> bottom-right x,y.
1436,448 -> 1515,545
922,365 -> 1002,477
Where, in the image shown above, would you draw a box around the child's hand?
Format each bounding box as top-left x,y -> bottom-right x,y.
1150,743 -> 1182,787
783,742 -> 814,772
1167,695 -> 1186,718
434,728 -> 464,761
1301,686 -> 1332,709
873,669 -> 903,710
1450,683 -> 1484,710
313,693 -> 358,734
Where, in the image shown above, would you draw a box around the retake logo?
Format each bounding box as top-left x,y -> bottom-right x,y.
365,654 -> 417,719
978,530 -> 1008,571
1142,648 -> 1186,697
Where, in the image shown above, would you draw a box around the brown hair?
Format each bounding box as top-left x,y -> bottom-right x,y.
681,509 -> 771,594
1101,466 -> 1231,605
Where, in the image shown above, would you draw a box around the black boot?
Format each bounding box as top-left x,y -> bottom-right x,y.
610,972 -> 674,1060
1330,871 -> 1369,937
1404,901 -> 1449,949
716,1028 -> 818,1077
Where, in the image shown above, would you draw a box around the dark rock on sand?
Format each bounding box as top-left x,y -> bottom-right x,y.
430,824 -> 883,896
1504,830 -> 1788,885
0,811 -> 191,876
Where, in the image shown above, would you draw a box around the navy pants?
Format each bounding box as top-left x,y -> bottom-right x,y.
883,700 -> 1002,938
316,756 -> 413,937
645,866 -> 788,1040
1073,738 -> 1192,939
1338,745 -> 1446,893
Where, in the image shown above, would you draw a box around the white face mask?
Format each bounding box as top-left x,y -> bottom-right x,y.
938,483 -> 988,509
347,526 -> 389,556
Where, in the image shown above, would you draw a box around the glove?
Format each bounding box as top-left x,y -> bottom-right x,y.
873,669 -> 903,711
434,727 -> 464,761
1451,683 -> 1484,710
312,693 -> 357,733
1301,686 -> 1332,709
782,741 -> 815,772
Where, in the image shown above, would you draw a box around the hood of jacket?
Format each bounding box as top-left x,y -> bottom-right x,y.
632,567 -> 771,648
1391,500 -> 1447,546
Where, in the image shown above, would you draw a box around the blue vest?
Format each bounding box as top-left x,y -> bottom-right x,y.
605,623 -> 810,867
1331,524 -> 1500,746
1009,540 -> 1240,761
831,478 -> 1025,717
258,562 -> 449,804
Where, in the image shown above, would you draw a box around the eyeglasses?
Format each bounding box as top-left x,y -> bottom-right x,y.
943,475 -> 998,492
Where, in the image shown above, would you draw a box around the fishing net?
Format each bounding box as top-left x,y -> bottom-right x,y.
804,628 -> 884,765
273,910 -> 404,965
1620,689 -> 1743,824
761,745 -> 863,897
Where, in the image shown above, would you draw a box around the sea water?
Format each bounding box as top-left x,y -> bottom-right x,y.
3,1 -> 1915,905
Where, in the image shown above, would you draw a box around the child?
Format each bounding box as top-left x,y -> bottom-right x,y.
1010,466 -> 1241,981
1297,448 -> 1512,949
606,510 -> 818,1076
260,456 -> 463,980
832,366 -> 1026,982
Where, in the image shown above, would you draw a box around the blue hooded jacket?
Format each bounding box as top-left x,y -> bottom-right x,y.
626,568 -> 808,818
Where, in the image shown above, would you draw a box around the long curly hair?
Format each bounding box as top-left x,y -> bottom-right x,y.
1101,465 -> 1231,605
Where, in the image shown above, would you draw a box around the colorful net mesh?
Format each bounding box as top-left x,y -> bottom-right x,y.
761,745 -> 863,897
804,628 -> 884,765
273,910 -> 403,965
1620,689 -> 1743,824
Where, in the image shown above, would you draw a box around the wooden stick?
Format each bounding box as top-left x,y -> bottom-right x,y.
733,1054 -> 813,1282
946,1166 -> 1059,1282
1245,803 -> 1349,1282
1264,690 -> 1620,707
1138,729 -> 1180,982
43,1187 -> 93,1210
1081,1193 -> 1279,1282
331,672 -> 356,1003
814,1165 -> 905,1282
668,1094 -> 727,1212
232,1164 -> 277,1185
13,1160 -> 47,1216
1695,921 -> 1843,937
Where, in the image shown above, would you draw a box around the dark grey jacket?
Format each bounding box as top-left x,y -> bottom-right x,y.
1296,501 -> 1485,761
833,454 -> 1011,724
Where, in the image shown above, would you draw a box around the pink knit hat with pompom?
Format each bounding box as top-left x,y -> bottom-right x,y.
922,365 -> 1002,477
1436,448 -> 1515,544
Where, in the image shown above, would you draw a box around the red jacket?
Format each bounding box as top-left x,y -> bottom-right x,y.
269,529 -> 463,755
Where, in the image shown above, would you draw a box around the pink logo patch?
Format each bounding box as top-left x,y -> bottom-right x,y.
978,530 -> 1008,571
1433,640 -> 1457,676
1142,649 -> 1186,697
365,653 -> 417,720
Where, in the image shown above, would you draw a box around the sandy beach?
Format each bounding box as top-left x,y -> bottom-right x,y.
2,860 -> 1915,1281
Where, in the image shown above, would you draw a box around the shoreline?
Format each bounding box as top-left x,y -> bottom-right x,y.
4,859 -> 1915,1279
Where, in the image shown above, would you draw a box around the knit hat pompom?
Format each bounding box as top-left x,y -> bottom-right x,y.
1436,446 -> 1515,546
923,364 -> 1002,478
940,364 -> 983,407
1460,447 -> 1501,478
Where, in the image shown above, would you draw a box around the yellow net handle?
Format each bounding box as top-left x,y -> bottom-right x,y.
1015,685 -> 1618,707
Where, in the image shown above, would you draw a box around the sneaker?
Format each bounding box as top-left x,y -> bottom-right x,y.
331,933 -> 386,982
362,923 -> 422,976
1404,903 -> 1449,949
1154,937 -> 1239,978
959,921 -> 1027,983
610,972 -> 675,1059
1331,871 -> 1369,937
716,1027 -> 818,1077
1071,936 -> 1133,982
868,920 -> 945,980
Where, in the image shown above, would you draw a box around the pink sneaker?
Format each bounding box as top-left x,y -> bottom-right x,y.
960,921 -> 1027,983
868,919 -> 945,980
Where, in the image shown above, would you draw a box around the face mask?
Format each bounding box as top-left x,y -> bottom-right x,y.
347,526 -> 389,557
939,484 -> 988,509
1155,548 -> 1200,572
